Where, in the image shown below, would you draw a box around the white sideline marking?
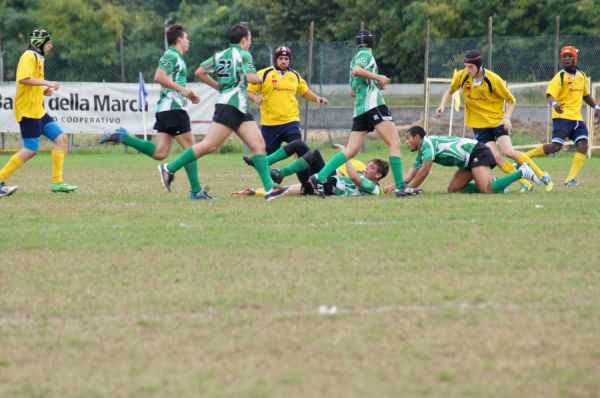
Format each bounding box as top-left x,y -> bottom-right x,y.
0,302 -> 534,327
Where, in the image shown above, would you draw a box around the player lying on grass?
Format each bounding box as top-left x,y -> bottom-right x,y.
157,24 -> 289,201
234,140 -> 386,197
385,126 -> 539,194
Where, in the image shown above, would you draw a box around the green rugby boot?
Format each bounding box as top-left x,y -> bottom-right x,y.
51,182 -> 78,193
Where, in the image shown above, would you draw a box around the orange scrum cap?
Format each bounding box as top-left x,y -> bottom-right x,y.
561,46 -> 578,65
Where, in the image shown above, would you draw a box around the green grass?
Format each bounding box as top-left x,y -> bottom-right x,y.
1,146 -> 600,398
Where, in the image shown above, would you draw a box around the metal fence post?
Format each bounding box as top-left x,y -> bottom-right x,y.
488,16 -> 493,70
554,16 -> 560,74
302,21 -> 314,142
423,19 -> 430,124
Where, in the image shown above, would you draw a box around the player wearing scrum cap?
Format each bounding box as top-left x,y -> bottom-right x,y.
0,29 -> 77,197
436,50 -> 552,192
525,46 -> 600,187
244,45 -> 328,187
308,30 -> 408,198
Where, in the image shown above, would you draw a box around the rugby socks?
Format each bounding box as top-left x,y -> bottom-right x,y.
525,145 -> 546,158
252,154 -> 274,191
565,152 -> 586,182
0,154 -> 24,182
122,136 -> 156,157
266,147 -> 289,165
184,161 -> 202,194
278,158 -> 309,178
317,152 -> 347,182
499,160 -> 528,187
491,171 -> 522,193
462,183 -> 480,193
499,160 -> 517,174
389,156 -> 404,190
167,147 -> 197,173
517,153 -> 545,179
51,149 -> 65,184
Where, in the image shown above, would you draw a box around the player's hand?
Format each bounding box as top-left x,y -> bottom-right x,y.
436,105 -> 445,117
333,144 -> 345,151
47,81 -> 60,90
254,95 -> 264,105
502,117 -> 513,132
43,88 -> 54,97
552,102 -> 564,114
378,75 -> 391,90
317,96 -> 328,105
349,89 -> 355,98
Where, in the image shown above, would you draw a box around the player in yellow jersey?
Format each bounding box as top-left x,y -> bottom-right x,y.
244,46 -> 328,187
436,50 -> 552,192
525,46 -> 600,187
0,29 -> 77,197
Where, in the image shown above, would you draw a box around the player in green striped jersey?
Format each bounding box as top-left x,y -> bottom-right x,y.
157,24 -> 288,201
99,24 -> 205,199
399,126 -> 539,194
308,30 -> 406,198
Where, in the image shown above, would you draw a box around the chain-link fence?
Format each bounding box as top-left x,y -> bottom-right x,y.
428,34 -> 600,82
0,39 -> 357,85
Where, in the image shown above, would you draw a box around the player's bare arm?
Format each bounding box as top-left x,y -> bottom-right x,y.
154,68 -> 200,104
351,65 -> 390,89
195,66 -> 220,91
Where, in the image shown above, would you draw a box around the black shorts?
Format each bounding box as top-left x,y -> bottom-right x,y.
300,173 -> 336,196
472,125 -> 509,144
466,142 -> 497,169
153,109 -> 191,136
351,105 -> 393,133
213,104 -> 254,131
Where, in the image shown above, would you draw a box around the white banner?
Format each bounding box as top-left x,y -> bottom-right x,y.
0,82 -> 219,134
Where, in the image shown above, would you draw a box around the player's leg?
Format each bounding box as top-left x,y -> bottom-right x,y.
40,115 -> 77,192
315,131 -> 365,183
564,123 -> 589,186
99,127 -> 158,156
0,116 -> 40,195
526,119 -> 567,158
175,131 -> 207,199
375,119 -> 404,192
497,133 -> 553,192
148,133 -> 174,160
236,120 -> 275,193
0,118 -> 40,196
448,169 -> 478,193
158,122 -> 231,193
276,149 -> 324,180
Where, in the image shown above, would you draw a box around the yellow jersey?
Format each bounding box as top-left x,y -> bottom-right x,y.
450,68 -> 515,128
15,50 -> 46,122
546,69 -> 590,121
247,67 -> 309,126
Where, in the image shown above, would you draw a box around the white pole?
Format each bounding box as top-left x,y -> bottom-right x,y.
142,107 -> 148,140
448,95 -> 454,136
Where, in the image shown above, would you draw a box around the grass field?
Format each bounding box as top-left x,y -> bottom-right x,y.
1,144 -> 600,398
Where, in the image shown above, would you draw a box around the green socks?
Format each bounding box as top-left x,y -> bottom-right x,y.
317,152 -> 347,182
167,147 -> 197,173
266,147 -> 289,165
279,158 -> 309,178
184,161 -> 202,194
389,156 -> 404,190
491,171 -> 522,193
122,136 -> 156,157
253,154 -> 274,191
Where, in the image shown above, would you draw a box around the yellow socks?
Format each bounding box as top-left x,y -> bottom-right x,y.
517,153 -> 545,179
0,154 -> 25,181
499,160 -> 529,187
565,152 -> 586,182
526,145 -> 546,158
51,149 -> 65,184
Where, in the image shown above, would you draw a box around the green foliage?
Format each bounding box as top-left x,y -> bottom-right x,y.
0,0 -> 599,83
